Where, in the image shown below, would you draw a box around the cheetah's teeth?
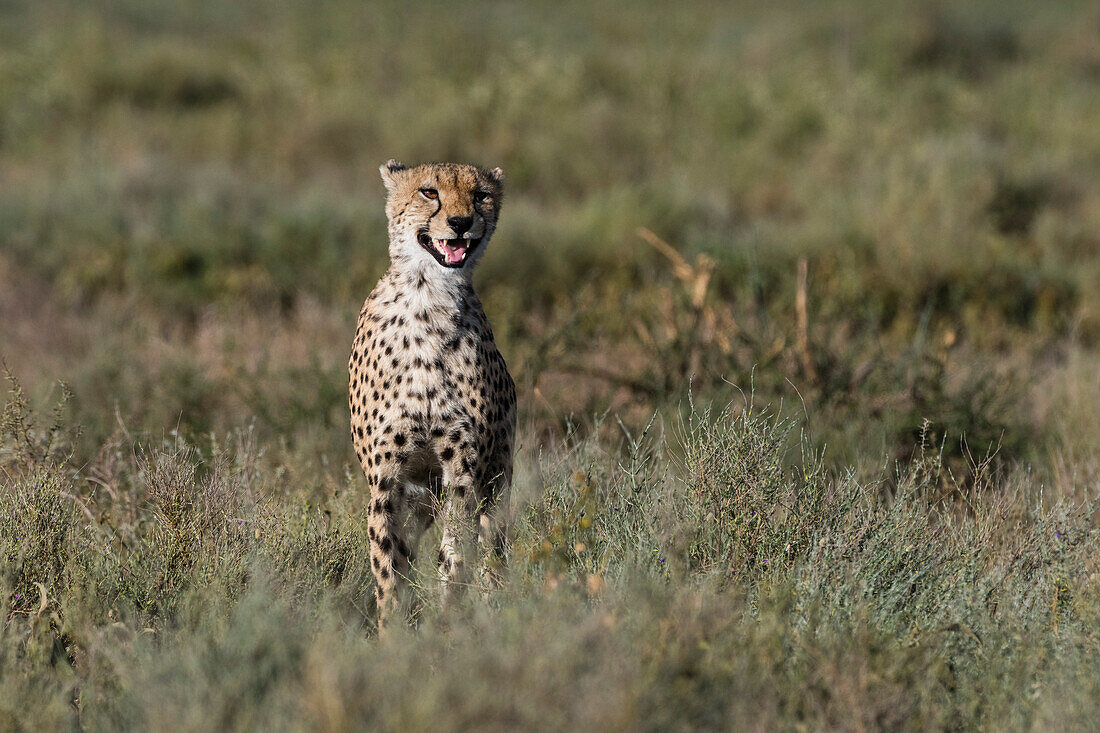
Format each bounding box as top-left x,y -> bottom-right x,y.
434,238 -> 468,265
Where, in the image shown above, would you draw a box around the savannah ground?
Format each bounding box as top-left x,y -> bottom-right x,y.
1,0 -> 1099,729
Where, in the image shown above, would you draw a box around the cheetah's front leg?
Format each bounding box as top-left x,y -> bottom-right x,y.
477,463 -> 512,587
368,474 -> 416,631
437,454 -> 479,604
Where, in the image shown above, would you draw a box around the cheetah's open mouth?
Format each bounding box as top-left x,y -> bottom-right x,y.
417,231 -> 482,268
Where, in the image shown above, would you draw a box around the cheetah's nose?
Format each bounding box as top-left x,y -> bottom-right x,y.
447,216 -> 473,236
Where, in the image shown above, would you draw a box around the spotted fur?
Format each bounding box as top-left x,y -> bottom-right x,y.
349,160 -> 515,628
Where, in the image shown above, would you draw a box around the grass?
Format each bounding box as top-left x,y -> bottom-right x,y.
1,0 -> 1099,729
2,390 -> 1097,730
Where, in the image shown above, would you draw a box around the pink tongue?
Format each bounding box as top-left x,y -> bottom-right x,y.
443,243 -> 465,264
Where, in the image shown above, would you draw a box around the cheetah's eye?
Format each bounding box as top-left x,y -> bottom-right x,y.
473,190 -> 490,204
419,188 -> 438,200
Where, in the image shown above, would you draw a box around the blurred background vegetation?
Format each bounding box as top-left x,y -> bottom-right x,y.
1,0 -> 1099,729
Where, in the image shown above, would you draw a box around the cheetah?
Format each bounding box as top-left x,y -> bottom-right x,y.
348,160 -> 516,628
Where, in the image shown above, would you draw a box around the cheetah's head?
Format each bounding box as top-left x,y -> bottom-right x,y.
380,160 -> 504,271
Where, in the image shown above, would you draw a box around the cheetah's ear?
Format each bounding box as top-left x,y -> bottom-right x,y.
379,159 -> 408,193
488,167 -> 505,185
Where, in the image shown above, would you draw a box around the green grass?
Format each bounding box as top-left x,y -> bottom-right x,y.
2,390 -> 1098,730
1,0 -> 1099,729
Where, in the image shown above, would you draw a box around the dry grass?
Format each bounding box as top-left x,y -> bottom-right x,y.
1,0 -> 1099,729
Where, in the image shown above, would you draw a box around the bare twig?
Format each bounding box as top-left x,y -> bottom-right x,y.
552,364 -> 659,397
796,256 -> 818,384
636,227 -> 693,282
